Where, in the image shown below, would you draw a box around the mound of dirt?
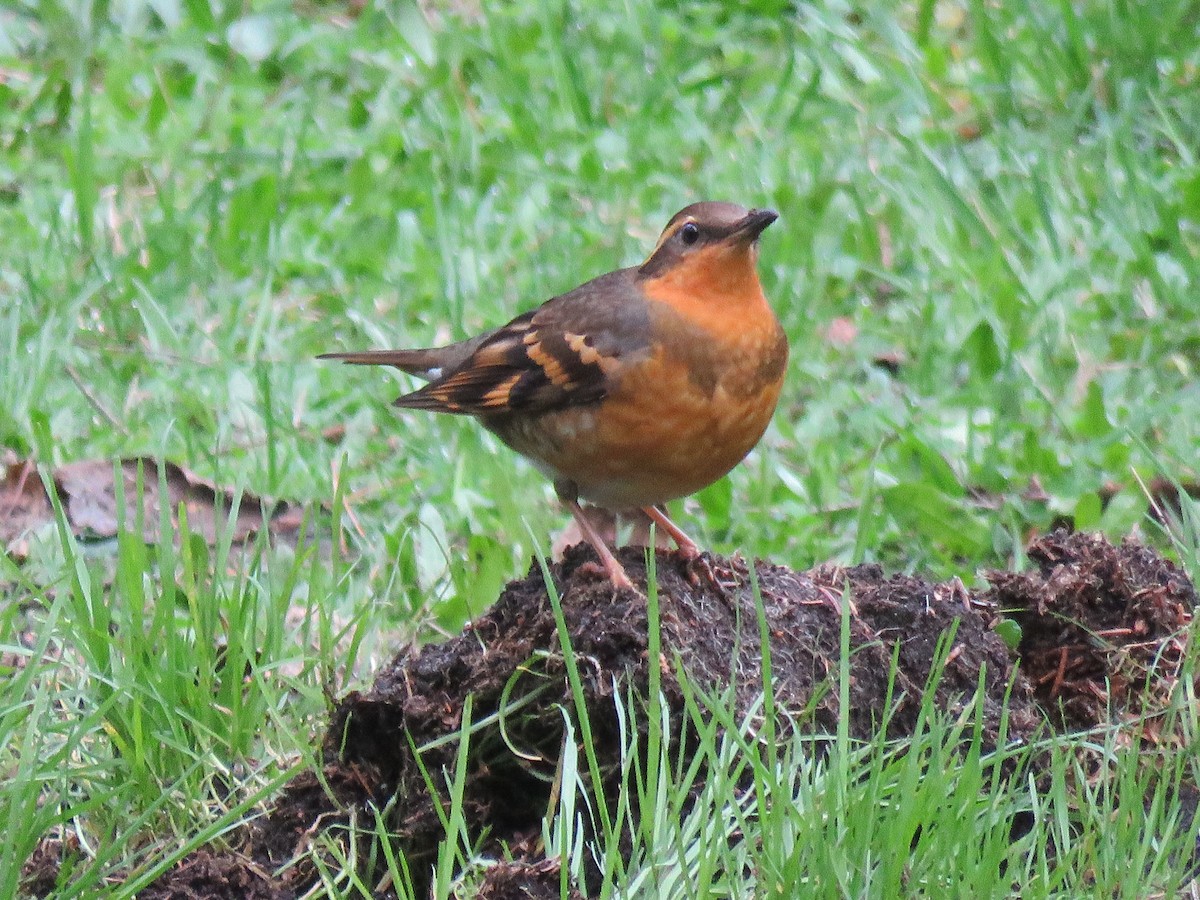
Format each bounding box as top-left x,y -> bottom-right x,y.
151,544 -> 1040,898
23,530 -> 1197,898
280,547 -> 1037,896
986,530 -> 1196,735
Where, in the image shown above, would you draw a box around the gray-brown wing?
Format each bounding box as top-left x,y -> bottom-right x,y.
393,268 -> 652,415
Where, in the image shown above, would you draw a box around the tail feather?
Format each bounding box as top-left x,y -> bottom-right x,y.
320,332 -> 493,383
317,348 -> 448,381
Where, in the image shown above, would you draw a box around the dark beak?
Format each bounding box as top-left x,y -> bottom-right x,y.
731,208 -> 779,243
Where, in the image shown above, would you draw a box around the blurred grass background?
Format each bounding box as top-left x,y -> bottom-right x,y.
2,0 -> 1199,894
4,0 -> 1199,606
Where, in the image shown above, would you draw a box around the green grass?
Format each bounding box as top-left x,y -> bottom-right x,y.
2,0 -> 1200,895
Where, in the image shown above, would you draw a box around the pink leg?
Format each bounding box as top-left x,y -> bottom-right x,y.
567,500 -> 634,590
642,506 -> 729,590
641,506 -> 700,558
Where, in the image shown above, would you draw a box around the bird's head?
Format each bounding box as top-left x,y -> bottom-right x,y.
639,202 -> 777,280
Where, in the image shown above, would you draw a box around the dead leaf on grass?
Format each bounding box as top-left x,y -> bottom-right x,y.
1,456 -> 303,558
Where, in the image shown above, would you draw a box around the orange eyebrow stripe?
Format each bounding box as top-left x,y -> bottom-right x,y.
645,217 -> 691,262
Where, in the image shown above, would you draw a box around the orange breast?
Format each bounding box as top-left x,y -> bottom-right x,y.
500,327 -> 786,509
578,356 -> 783,507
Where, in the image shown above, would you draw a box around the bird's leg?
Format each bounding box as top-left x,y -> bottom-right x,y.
625,508 -> 676,550
641,505 -> 732,592
566,499 -> 634,590
640,506 -> 700,558
552,505 -> 618,561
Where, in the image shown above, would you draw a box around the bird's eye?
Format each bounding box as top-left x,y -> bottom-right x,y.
680,222 -> 700,245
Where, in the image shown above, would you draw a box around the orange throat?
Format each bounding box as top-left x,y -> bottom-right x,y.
639,243 -> 785,391
641,244 -> 771,337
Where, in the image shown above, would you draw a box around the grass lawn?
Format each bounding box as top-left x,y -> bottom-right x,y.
2,0 -> 1200,896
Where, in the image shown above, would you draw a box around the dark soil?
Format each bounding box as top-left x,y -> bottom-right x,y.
474,857 -> 583,900
986,530 -> 1196,735
19,836 -> 77,898
22,530 -> 1198,898
137,851 -> 287,900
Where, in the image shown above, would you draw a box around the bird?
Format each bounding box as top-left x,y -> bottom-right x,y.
320,201 -> 787,590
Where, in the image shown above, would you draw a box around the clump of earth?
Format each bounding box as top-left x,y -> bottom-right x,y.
22,530 -> 1198,898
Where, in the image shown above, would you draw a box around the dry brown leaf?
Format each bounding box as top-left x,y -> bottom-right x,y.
1,455 -> 304,554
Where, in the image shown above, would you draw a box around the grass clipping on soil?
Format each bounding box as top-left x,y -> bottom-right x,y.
30,530 -> 1198,898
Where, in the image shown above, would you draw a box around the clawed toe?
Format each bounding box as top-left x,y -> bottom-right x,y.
576,559 -> 634,591
677,551 -> 737,594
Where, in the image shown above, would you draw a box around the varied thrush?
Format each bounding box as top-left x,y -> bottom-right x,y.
321,201 -> 787,590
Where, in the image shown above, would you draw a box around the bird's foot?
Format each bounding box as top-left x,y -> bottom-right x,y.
681,551 -> 741,594
575,558 -> 636,591
638,506 -> 732,593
